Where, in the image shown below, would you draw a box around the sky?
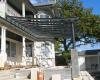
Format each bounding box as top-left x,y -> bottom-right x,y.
31,0 -> 37,3
80,0 -> 100,15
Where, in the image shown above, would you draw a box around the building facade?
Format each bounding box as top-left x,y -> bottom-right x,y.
78,49 -> 100,73
0,0 -> 55,68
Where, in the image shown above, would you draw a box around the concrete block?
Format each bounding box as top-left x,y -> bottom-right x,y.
52,74 -> 61,80
31,68 -> 39,80
71,49 -> 80,78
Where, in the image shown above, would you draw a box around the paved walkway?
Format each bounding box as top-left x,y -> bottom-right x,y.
74,71 -> 94,80
0,68 -> 31,80
0,68 -> 94,80
80,71 -> 94,80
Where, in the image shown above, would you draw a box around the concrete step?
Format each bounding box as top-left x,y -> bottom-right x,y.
0,69 -> 31,80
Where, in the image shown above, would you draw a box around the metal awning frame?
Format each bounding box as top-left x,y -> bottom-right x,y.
6,16 -> 79,38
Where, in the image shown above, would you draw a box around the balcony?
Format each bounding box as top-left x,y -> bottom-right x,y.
6,4 -> 21,17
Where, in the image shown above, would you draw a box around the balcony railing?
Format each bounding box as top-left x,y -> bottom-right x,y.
6,4 -> 21,17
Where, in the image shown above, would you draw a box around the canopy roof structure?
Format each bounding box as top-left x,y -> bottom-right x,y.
6,16 -> 78,39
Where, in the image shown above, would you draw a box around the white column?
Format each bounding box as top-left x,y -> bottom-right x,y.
22,36 -> 26,65
34,15 -> 36,18
1,27 -> 6,53
0,1 -> 6,18
0,27 -> 7,67
33,42 -> 38,66
51,41 -> 55,66
71,49 -> 80,78
22,2 -> 25,17
32,42 -> 35,65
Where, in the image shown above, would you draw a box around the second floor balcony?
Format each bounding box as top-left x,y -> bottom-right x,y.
6,3 -> 21,17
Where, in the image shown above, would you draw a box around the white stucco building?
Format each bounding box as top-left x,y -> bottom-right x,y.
0,0 -> 56,68
78,49 -> 100,73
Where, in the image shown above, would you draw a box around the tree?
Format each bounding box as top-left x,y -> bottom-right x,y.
54,0 -> 100,60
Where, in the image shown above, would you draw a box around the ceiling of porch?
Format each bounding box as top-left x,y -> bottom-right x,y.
0,28 -> 33,42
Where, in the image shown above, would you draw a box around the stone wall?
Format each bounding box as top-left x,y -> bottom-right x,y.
34,41 -> 55,67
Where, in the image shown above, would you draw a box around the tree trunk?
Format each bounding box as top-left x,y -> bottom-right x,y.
63,39 -> 68,51
62,38 -> 73,51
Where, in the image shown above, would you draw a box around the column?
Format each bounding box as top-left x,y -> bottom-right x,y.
32,42 -> 34,65
71,49 -> 80,78
0,27 -> 7,67
33,42 -> 38,66
22,36 -> 26,65
98,55 -> 99,71
51,41 -> 55,66
22,2 -> 25,17
0,0 -> 6,18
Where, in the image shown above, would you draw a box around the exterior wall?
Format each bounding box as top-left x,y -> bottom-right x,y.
78,56 -> 85,71
85,56 -> 99,72
78,55 -> 100,72
34,41 -> 55,67
0,1 -> 21,18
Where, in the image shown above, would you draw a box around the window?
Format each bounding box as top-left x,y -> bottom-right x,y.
10,42 -> 16,57
26,44 -> 32,57
6,41 -> 16,57
6,41 -> 10,56
40,15 -> 49,22
40,15 -> 49,18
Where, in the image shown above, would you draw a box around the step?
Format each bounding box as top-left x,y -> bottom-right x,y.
0,69 -> 31,80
